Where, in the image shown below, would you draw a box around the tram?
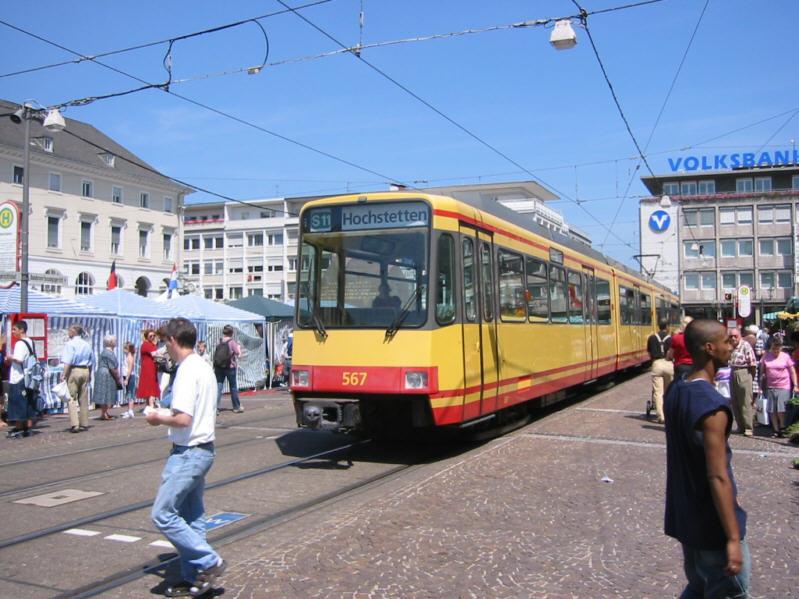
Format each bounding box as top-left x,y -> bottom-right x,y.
290,192 -> 679,434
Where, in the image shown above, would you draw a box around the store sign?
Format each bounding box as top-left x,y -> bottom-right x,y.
0,201 -> 19,273
648,210 -> 670,233
667,149 -> 799,172
737,285 -> 751,318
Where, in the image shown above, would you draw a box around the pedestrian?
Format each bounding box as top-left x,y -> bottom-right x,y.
213,325 -> 242,414
667,316 -> 694,383
154,326 -> 177,405
728,327 -> 757,437
759,333 -> 796,438
664,319 -> 750,598
136,329 -> 161,409
93,335 -> 123,421
121,341 -> 137,419
647,318 -> 673,424
5,321 -> 36,438
146,317 -> 227,597
61,324 -> 94,434
196,340 -> 212,368
0,331 -> 8,429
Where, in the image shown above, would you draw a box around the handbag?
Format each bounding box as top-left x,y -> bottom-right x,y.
52,380 -> 71,401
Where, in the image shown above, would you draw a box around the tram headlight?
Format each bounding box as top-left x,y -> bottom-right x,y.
404,371 -> 428,390
292,369 -> 310,388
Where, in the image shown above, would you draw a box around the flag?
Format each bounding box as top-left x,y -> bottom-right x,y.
167,263 -> 178,298
107,260 -> 118,290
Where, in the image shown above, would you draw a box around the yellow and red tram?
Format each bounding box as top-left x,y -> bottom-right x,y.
290,192 -> 679,433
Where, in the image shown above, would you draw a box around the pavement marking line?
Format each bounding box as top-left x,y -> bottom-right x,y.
521,432 -> 799,458
14,489 -> 105,507
64,528 -> 101,537
149,540 -> 174,548
576,407 -> 645,415
104,534 -> 142,543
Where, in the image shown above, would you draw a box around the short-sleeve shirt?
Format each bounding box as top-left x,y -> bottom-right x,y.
61,336 -> 94,367
647,332 -> 672,360
10,338 -> 32,385
760,351 -> 795,390
729,340 -> 756,368
168,352 -> 218,447
664,378 -> 747,550
670,332 -> 692,366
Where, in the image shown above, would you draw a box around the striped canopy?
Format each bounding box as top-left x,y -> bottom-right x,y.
80,288 -> 182,318
0,283 -> 112,316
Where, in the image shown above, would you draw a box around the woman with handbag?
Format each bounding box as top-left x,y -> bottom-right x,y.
759,333 -> 796,438
93,334 -> 124,421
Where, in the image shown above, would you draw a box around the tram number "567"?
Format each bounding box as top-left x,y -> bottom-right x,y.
342,372 -> 368,386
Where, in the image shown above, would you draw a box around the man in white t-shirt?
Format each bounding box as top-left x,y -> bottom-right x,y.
146,318 -> 226,597
7,321 -> 36,438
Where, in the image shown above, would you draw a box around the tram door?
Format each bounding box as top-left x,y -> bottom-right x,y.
582,268 -> 599,381
460,226 -> 499,419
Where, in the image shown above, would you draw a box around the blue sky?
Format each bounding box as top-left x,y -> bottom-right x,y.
2,0 -> 797,268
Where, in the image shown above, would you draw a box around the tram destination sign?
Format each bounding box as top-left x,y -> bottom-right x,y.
304,201 -> 429,233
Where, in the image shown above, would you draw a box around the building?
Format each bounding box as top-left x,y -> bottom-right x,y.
639,160 -> 799,322
0,99 -> 192,298
182,180 -> 582,302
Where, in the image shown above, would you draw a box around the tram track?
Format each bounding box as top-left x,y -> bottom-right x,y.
0,438 -> 367,551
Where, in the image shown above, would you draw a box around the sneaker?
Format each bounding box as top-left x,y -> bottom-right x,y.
743,429 -> 754,437
194,559 -> 227,594
232,407 -> 244,414
164,582 -> 194,597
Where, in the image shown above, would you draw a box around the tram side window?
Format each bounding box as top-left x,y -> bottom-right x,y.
480,243 -> 494,321
633,289 -> 643,325
640,292 -> 652,325
656,297 -> 668,324
619,285 -> 635,325
499,250 -> 526,322
297,242 -> 317,327
567,270 -> 584,324
550,265 -> 568,323
584,274 -> 597,323
462,238 -> 477,322
596,278 -> 611,324
526,257 -> 549,322
436,234 -> 456,325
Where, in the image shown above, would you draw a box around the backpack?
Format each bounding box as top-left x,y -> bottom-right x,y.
656,332 -> 671,357
213,340 -> 232,370
20,339 -> 44,392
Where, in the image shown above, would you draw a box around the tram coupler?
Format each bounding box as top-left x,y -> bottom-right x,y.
297,399 -> 361,431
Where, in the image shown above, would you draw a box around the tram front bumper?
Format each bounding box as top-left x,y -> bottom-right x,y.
296,398 -> 361,431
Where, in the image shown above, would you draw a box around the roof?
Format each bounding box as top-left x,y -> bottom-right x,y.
158,294 -> 264,322
80,289 -> 182,319
228,295 -> 294,320
0,99 -> 191,194
0,283 -> 114,316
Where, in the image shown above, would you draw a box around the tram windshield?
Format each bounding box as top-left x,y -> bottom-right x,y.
297,202 -> 429,329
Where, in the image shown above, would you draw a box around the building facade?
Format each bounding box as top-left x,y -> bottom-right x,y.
0,100 -> 191,298
182,181 -> 581,302
639,163 -> 799,322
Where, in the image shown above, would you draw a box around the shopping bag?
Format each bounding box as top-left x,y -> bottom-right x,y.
52,380 -> 71,402
755,395 -> 769,426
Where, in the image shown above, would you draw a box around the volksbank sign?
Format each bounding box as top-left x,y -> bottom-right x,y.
667,149 -> 799,172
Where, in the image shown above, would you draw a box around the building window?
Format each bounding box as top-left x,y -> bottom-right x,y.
81,180 -> 94,198
248,233 -> 264,247
793,175 -> 799,190
754,177 -> 772,192
267,261 -> 283,272
112,186 -> 123,204
163,232 -> 172,260
49,172 -> 61,192
41,269 -> 62,294
719,208 -> 735,225
760,272 -> 774,289
40,136 -> 53,152
759,239 -> 774,256
228,233 -> 243,248
111,225 -> 122,254
100,153 -> 115,167
260,209 -> 276,218
722,273 -> 736,289
249,288 -> 264,297
739,271 -> 754,288
680,181 -> 697,196
776,205 -> 791,223
80,221 -> 92,252
683,240 -> 715,258
47,216 -> 60,248
697,180 -> 716,194
720,239 -> 736,257
738,239 -> 753,257
184,236 -> 200,251
701,272 -> 716,289
684,273 -> 699,290
663,182 -> 680,195
736,178 -> 753,193
164,196 -> 174,213
139,230 -> 149,258
12,165 -> 23,184
267,233 -> 283,245
778,271 -> 793,289
140,192 -> 149,208
737,207 -> 752,223
229,287 -> 243,299
682,208 -> 714,227
204,235 -> 223,249
777,238 -> 793,256
75,272 -> 94,295
288,257 -> 298,272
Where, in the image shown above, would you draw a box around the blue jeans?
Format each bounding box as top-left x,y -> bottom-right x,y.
215,367 -> 240,410
680,539 -> 750,599
151,444 -> 219,582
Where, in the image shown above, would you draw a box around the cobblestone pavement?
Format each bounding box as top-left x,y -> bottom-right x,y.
167,376 -> 799,597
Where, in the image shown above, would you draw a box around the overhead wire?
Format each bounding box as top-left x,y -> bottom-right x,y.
274,0 -> 636,251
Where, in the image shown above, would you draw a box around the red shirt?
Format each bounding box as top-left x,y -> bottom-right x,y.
670,332 -> 692,366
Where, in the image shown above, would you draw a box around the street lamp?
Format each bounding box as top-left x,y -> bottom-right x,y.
3,102 -> 66,312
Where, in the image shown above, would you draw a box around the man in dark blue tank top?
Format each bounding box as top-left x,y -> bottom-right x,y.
664,319 -> 750,598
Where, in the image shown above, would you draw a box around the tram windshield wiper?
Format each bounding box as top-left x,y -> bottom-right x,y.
385,284 -> 425,341
312,310 -> 328,339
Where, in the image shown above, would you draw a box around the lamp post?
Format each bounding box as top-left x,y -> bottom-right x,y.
5,103 -> 65,312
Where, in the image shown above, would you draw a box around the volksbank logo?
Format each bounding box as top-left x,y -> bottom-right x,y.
648,210 -> 670,233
